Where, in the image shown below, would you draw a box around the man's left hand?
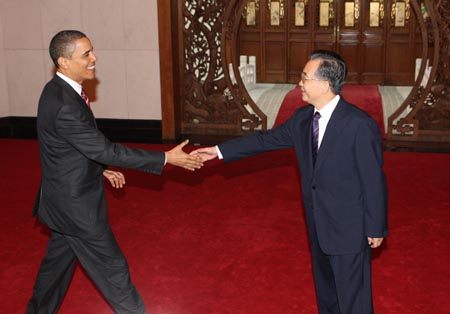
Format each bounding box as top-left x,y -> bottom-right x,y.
368,237 -> 384,248
103,169 -> 125,188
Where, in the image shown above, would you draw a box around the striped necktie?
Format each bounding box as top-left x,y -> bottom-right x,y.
81,89 -> 90,108
312,111 -> 321,165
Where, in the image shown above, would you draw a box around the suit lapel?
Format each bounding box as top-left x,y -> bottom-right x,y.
299,105 -> 315,173
53,75 -> 81,103
314,100 -> 348,171
53,75 -> 97,128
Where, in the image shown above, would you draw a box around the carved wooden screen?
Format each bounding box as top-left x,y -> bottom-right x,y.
387,0 -> 450,143
181,0 -> 267,136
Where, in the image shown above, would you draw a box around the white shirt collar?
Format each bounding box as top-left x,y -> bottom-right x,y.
314,94 -> 340,122
56,72 -> 83,96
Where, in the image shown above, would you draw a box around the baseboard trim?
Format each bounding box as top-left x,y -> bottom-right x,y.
0,117 -> 163,143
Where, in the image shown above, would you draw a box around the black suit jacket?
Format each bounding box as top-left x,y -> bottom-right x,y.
34,75 -> 165,238
219,98 -> 388,255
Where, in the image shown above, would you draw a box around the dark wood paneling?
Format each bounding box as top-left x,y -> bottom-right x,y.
339,44 -> 360,84
288,41 -> 310,83
238,10 -> 262,80
237,0 -> 420,86
361,43 -> 385,84
157,0 -> 180,140
265,40 -> 286,82
385,30 -> 416,85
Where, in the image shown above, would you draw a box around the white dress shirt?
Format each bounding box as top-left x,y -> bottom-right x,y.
56,72 -> 83,97
314,95 -> 340,150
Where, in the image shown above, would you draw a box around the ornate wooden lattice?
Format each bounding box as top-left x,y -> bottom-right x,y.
387,0 -> 450,143
182,0 -> 267,135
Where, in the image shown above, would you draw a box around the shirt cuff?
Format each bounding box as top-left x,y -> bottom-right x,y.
216,145 -> 223,160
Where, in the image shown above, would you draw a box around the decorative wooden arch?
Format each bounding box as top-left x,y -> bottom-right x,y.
157,0 -> 266,140
386,0 -> 450,145
158,0 -> 450,145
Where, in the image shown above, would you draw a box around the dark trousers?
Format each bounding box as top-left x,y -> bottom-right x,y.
309,222 -> 374,314
26,229 -> 146,314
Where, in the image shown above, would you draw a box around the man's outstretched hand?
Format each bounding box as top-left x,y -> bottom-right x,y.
165,139 -> 204,171
189,146 -> 218,162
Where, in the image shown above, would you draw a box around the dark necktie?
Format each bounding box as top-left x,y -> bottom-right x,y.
81,89 -> 90,108
312,111 -> 321,165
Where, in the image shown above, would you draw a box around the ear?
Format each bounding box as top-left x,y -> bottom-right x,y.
57,56 -> 69,70
322,81 -> 330,93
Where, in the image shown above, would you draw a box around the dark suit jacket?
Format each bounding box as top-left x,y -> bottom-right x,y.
219,98 -> 388,255
34,75 -> 165,238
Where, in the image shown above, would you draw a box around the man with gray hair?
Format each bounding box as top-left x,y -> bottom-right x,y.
191,50 -> 388,314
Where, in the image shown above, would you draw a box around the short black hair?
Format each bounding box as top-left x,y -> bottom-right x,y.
49,30 -> 87,68
309,50 -> 347,94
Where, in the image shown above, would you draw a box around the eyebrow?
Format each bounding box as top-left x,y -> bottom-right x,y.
82,47 -> 94,56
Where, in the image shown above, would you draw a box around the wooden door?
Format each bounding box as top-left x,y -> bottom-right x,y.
238,0 -> 419,85
311,0 -> 386,84
238,0 -> 290,83
263,0 -> 288,82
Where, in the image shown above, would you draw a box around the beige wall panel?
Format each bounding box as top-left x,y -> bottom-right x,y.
126,50 -> 162,119
0,14 -> 9,117
0,0 -> 43,49
124,0 -> 160,50
81,0 -> 126,50
40,0 -> 83,48
5,50 -> 47,116
0,0 -> 162,119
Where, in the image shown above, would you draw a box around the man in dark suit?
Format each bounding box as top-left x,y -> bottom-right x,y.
27,30 -> 203,314
191,50 -> 388,314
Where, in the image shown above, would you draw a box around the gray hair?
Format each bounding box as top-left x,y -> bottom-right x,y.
309,50 -> 347,94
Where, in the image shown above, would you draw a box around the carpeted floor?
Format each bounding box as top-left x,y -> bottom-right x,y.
248,83 -> 296,128
1,139 -> 449,314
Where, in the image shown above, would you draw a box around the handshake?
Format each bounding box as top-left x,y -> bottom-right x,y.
165,139 -> 218,171
104,140 -> 219,189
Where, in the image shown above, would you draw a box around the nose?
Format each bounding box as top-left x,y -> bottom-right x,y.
90,52 -> 97,62
298,80 -> 303,87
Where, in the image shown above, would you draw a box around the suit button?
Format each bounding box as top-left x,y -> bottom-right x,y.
312,186 -> 316,190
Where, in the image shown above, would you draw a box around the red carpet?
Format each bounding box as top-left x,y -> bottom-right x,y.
274,85 -> 385,137
1,139 -> 450,314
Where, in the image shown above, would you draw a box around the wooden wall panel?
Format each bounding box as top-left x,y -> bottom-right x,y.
385,32 -> 414,85
237,0 -> 420,86
265,42 -> 286,82
238,40 -> 262,79
361,25 -> 385,84
339,44 -> 360,84
361,43 -> 385,84
288,41 -> 310,83
157,0 -> 179,140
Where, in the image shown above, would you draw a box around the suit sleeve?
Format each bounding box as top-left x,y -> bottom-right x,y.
354,118 -> 388,238
219,110 -> 302,162
55,102 -> 165,175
